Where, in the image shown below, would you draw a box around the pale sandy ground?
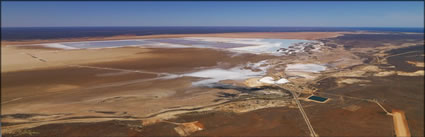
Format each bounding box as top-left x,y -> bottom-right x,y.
1,46 -> 156,73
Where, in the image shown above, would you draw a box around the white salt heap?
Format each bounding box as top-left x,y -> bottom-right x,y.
259,76 -> 289,85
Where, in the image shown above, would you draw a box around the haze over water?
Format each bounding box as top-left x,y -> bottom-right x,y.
2,27 -> 424,41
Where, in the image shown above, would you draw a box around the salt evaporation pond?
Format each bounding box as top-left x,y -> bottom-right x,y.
184,68 -> 264,86
186,37 -> 312,54
183,60 -> 270,86
146,38 -> 253,48
36,37 -> 313,54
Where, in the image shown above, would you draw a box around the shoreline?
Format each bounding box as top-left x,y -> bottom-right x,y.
2,32 -> 350,46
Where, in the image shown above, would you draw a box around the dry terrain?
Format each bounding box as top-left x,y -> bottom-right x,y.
1,32 -> 424,137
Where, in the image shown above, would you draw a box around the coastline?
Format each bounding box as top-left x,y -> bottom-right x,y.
2,32 -> 349,46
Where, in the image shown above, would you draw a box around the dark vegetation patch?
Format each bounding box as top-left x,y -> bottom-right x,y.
1,122 -> 33,126
386,45 -> 424,72
386,44 -> 424,55
2,113 -> 48,119
327,34 -> 424,50
217,92 -> 238,98
315,77 -> 338,91
209,83 -> 265,93
318,40 -> 338,48
56,116 -> 136,121
326,43 -> 338,48
94,111 -> 117,114
353,52 -> 375,64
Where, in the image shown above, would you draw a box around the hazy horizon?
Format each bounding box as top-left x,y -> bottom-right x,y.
2,1 -> 424,28
2,26 -> 425,28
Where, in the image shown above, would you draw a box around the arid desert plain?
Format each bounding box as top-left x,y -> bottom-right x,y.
1,32 -> 424,136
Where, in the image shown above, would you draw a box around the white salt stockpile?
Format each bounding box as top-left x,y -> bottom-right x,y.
275,78 -> 290,84
259,76 -> 289,85
259,77 -> 276,84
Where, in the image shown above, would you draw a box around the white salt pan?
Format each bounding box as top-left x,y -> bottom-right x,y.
183,60 -> 271,86
184,68 -> 264,86
43,43 -> 78,49
35,37 -> 313,55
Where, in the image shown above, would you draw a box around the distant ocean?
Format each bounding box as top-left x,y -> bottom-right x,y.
1,27 -> 424,41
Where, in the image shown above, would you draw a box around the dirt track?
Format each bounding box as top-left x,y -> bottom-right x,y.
392,110 -> 411,137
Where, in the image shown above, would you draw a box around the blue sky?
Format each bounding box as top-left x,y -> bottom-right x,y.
1,2 -> 424,27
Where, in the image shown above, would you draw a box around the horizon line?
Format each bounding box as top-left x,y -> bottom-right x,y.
2,26 -> 424,28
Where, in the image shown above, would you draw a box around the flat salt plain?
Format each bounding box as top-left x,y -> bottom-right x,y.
184,60 -> 271,86
32,37 -> 325,86
35,37 -> 312,54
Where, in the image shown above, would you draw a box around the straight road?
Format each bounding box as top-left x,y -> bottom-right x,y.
289,90 -> 319,137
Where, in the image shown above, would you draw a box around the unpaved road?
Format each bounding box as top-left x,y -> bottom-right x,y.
392,110 -> 411,137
